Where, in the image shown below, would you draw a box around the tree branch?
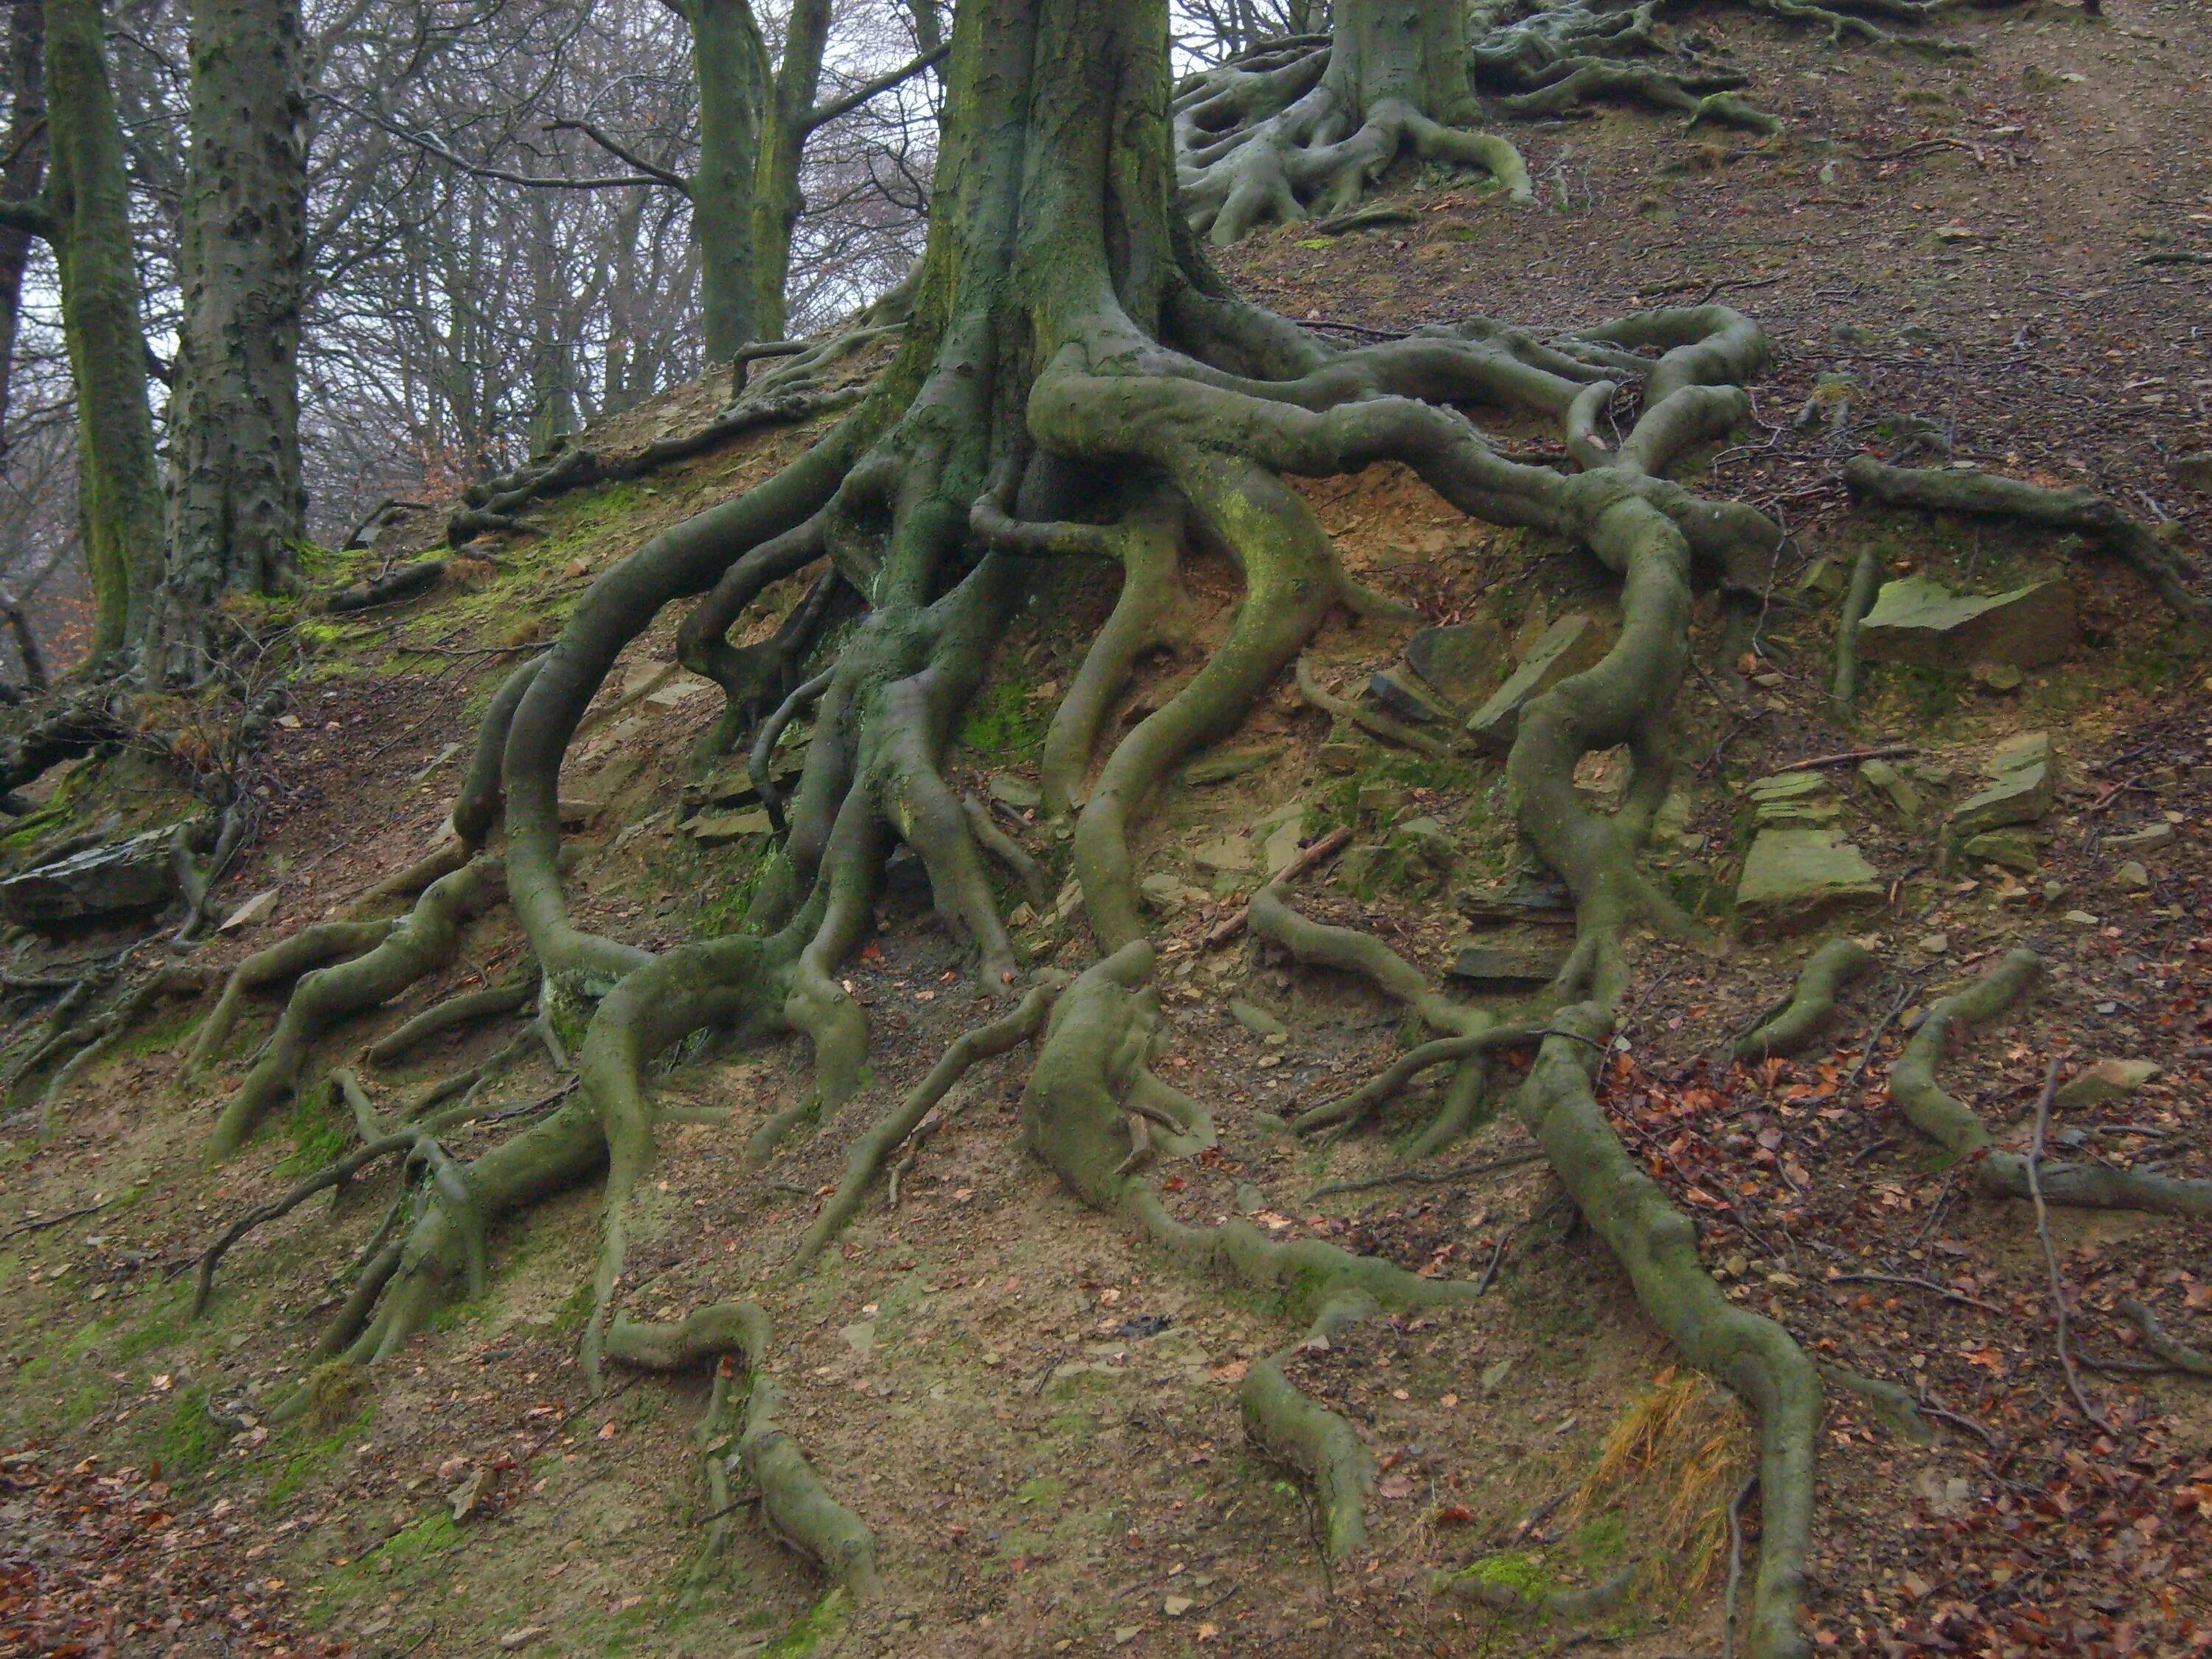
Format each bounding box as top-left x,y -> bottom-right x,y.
315,94 -> 669,192
542,118 -> 692,195
0,198 -> 52,242
804,40 -> 950,134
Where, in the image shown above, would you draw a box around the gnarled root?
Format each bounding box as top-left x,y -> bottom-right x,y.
366,961 -> 539,1068
188,917 -> 398,1074
788,980 -> 1057,1273
1516,1012 -> 1820,1659
1843,456 -> 2212,630
1889,950 -> 2212,1217
1250,880 -> 1508,1155
1731,937 -> 1875,1062
604,1302 -> 877,1597
211,855 -> 509,1156
1024,942 -> 1476,1559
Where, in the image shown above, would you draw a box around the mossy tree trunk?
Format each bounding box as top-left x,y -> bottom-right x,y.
0,0 -> 48,453
41,0 -> 162,660
681,0 -> 769,364
150,0 -> 308,679
748,0 -> 831,343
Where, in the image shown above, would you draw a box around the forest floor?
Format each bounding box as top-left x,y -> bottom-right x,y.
5,2 -> 2212,1657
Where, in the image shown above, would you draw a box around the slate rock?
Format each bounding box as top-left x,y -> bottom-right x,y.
1403,618 -> 1507,709
2054,1059 -> 2160,1110
1464,614 -> 1605,753
0,827 -> 181,928
1366,669 -> 1454,726
2171,452 -> 2212,493
1858,758 -> 1922,821
2105,821 -> 2176,854
689,807 -> 772,846
1855,575 -> 2076,670
1455,870 -> 1574,924
987,773 -> 1041,810
1748,770 -> 1840,829
1396,815 -> 1457,871
1949,731 -> 2053,838
1733,827 -> 1883,939
1448,936 -> 1572,986
1961,830 -> 2038,872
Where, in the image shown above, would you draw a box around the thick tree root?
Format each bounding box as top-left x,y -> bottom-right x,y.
1731,937 -> 1874,1062
787,981 -> 1057,1273
1829,538 -> 1883,713
1889,950 -> 2212,1217
1250,880 -> 1510,1154
2115,1299 -> 2212,1377
210,855 -> 509,1155
604,1302 -> 878,1597
188,919 -> 399,1074
324,560 -> 447,614
1514,1012 -> 1820,1659
365,962 -> 539,1067
1843,456 -> 2212,630
1024,943 -> 1475,1560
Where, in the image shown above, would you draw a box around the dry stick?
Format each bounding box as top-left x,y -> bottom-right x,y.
2027,1055 -> 2114,1436
2,1199 -> 110,1238
1305,1150 -> 1545,1203
1828,1271 -> 2005,1316
1203,827 -> 1351,949
1722,1474 -> 1759,1659
1772,744 -> 1916,774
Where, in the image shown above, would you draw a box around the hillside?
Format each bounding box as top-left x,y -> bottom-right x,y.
4,4 -> 2212,1658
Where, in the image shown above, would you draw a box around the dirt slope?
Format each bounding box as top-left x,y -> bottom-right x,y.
5,4 -> 2212,1658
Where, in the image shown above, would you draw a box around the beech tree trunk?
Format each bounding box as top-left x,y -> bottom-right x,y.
684,0 -> 768,363
0,0 -> 47,454
153,0 -> 308,675
748,0 -> 831,343
42,0 -> 161,660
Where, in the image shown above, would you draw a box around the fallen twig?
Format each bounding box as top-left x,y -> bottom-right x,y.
2027,1055 -> 2115,1434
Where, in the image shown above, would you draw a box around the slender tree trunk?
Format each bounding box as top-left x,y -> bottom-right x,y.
44,0 -> 161,660
153,0 -> 308,675
0,0 -> 48,454
749,0 -> 830,343
686,0 -> 768,362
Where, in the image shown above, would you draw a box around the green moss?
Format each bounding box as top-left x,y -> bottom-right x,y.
1451,1548 -> 1559,1599
764,1587 -> 852,1656
265,1399 -> 375,1507
1015,1475 -> 1066,1505
1571,1511 -> 1628,1568
155,1384 -> 228,1478
275,1084 -> 347,1178
954,670 -> 1045,762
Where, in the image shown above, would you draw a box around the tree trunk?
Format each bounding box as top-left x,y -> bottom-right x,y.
153,0 -> 308,676
0,0 -> 48,455
686,0 -> 768,362
748,0 -> 831,344
43,0 -> 162,660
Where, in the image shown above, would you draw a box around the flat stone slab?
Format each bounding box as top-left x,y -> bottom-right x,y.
1366,669 -> 1454,726
1856,576 -> 2076,670
1403,618 -> 1506,709
1734,827 -> 1883,939
1961,830 -> 2039,872
1448,936 -> 1572,986
1454,870 -> 1574,925
689,807 -> 772,846
1950,731 -> 2054,838
0,827 -> 181,928
2055,1058 -> 2160,1110
1464,613 -> 1605,754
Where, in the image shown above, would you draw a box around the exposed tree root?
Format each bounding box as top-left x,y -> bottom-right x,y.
364,961 -> 539,1068
445,326 -> 898,549
604,1303 -> 878,1596
324,560 -> 448,615
788,979 -> 1057,1274
1843,456 -> 2212,630
1175,0 -> 2003,245
1889,949 -> 2212,1217
1731,937 -> 1874,1062
35,965 -> 210,1141
188,918 -> 399,1074
210,855 -> 509,1155
1829,536 -> 1884,713
2115,1298 -> 2212,1378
